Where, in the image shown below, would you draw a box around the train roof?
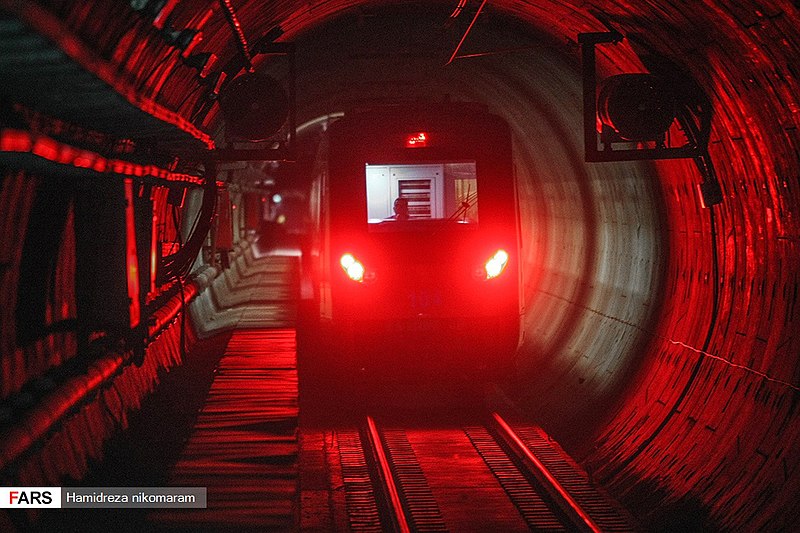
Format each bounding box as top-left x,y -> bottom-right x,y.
337,101 -> 500,122
329,102 -> 508,136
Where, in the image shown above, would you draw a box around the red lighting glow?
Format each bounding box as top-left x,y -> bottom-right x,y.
0,129 -> 204,185
150,211 -> 158,295
405,131 -> 428,148
124,179 -> 141,328
340,253 -> 366,282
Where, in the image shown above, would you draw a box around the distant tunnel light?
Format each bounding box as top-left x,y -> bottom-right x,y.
405,131 -> 428,148
484,249 -> 509,280
340,253 -> 366,282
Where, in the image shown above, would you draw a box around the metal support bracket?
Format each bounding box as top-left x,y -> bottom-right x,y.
213,42 -> 296,163
579,31 -> 708,162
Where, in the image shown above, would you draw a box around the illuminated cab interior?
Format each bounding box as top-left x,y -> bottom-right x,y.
365,161 -> 479,228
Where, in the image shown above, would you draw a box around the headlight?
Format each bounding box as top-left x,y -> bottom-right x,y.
480,249 -> 509,280
340,253 -> 366,282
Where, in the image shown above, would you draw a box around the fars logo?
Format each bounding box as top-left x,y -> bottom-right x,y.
0,487 -> 61,508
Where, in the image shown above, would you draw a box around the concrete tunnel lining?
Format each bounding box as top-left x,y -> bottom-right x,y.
209,3 -> 800,529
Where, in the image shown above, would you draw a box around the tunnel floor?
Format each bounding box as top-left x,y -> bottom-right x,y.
26,242 -> 632,532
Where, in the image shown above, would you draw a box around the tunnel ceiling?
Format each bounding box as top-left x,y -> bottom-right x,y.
0,7 -> 214,159
1,1 -> 799,531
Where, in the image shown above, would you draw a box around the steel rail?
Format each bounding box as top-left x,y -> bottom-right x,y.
364,416 -> 411,533
492,412 -> 603,533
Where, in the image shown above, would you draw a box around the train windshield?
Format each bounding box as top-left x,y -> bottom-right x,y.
365,162 -> 478,231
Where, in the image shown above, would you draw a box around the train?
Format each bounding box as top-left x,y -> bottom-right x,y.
303,103 -> 521,375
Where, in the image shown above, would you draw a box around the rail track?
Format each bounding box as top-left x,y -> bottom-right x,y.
333,413 -> 636,532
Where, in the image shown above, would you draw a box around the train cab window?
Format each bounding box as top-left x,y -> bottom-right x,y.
366,162 -> 478,229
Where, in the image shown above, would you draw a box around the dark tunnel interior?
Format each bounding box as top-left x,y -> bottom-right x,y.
1,1 -> 799,531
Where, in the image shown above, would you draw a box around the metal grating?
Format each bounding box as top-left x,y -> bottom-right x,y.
149,329 -> 299,530
398,179 -> 432,218
466,426 -> 568,531
338,429 -> 385,532
513,424 -> 638,532
380,428 -> 449,532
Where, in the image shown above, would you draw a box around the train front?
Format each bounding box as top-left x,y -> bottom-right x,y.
324,106 -> 520,374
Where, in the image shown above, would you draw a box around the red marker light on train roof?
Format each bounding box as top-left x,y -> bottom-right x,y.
405,131 -> 428,148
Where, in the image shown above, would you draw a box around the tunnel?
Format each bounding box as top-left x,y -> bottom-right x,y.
0,0 -> 798,531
